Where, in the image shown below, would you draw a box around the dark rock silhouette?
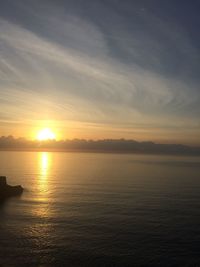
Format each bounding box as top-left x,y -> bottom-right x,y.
0,176 -> 23,200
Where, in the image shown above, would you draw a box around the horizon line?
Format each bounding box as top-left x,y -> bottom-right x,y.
0,135 -> 199,147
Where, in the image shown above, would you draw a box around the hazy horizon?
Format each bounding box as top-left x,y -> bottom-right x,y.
1,135 -> 200,156
1,134 -> 200,146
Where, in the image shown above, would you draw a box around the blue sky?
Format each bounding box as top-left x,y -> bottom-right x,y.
0,0 -> 200,144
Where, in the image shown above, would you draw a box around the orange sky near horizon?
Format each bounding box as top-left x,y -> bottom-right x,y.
1,119 -> 200,146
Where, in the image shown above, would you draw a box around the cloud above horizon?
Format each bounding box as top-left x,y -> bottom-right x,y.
0,0 -> 200,144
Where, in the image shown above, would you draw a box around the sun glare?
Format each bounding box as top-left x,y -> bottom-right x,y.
37,128 -> 56,141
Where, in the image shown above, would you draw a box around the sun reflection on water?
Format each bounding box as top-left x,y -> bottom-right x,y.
40,152 -> 50,180
34,152 -> 52,218
38,152 -> 52,193
25,152 -> 54,246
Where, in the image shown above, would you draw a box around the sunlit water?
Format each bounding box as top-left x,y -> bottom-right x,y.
0,151 -> 200,266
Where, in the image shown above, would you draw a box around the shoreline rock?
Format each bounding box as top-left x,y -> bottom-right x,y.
0,176 -> 23,200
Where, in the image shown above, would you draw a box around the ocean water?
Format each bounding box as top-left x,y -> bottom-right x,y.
0,151 -> 200,267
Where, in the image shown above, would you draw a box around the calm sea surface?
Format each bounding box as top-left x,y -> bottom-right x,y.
0,151 -> 200,266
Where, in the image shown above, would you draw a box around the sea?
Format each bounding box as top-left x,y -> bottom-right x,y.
0,151 -> 200,267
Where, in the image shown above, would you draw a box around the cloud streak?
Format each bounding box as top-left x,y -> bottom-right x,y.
0,0 -> 200,144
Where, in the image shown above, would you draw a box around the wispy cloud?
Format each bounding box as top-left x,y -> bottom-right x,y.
0,0 -> 200,143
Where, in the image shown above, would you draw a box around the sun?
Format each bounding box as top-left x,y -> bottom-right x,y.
37,128 -> 56,141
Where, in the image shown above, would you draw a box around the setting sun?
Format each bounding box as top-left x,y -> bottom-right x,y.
37,128 -> 56,141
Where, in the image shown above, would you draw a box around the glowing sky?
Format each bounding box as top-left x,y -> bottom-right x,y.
0,0 -> 200,144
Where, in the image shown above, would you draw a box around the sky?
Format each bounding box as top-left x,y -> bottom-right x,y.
0,0 -> 200,144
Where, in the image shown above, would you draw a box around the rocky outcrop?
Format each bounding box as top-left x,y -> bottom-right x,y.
0,176 -> 23,200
